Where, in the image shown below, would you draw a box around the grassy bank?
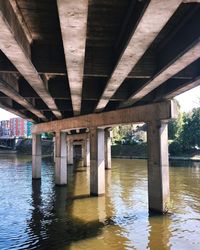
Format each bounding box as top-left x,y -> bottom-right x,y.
111,144 -> 200,161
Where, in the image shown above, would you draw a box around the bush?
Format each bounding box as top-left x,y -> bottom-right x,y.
169,140 -> 183,155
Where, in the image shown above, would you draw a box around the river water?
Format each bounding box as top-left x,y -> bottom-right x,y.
0,155 -> 199,250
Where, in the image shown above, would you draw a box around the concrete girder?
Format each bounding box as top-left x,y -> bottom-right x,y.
32,101 -> 178,134
183,0 -> 200,2
0,0 -> 62,119
8,0 -> 32,43
57,0 -> 88,115
95,0 -> 182,112
0,73 -> 46,120
164,76 -> 200,99
121,41 -> 200,107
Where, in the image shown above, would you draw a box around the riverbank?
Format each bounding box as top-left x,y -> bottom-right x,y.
16,138 -> 53,155
2,140 -> 199,161
111,144 -> 200,161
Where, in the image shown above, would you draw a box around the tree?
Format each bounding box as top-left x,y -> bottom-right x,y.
179,108 -> 200,150
112,124 -> 147,145
168,99 -> 182,140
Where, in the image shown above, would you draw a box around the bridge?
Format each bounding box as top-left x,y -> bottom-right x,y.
0,0 -> 199,213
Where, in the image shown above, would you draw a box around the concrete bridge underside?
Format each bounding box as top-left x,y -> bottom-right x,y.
0,0 -> 199,214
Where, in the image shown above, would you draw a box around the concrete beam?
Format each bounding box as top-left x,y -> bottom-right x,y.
8,0 -> 32,43
95,0 -> 182,112
32,101 -> 178,134
0,74 -> 46,120
0,0 -> 62,119
121,41 -> 200,107
0,101 -> 35,123
57,0 -> 88,115
183,0 -> 200,2
164,76 -> 200,99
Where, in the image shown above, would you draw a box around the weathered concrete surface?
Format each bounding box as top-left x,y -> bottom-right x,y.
55,132 -> 67,185
67,139 -> 74,165
90,128 -> 105,195
0,101 -> 34,123
32,101 -> 178,134
0,73 -> 46,120
165,76 -> 200,99
147,121 -> 170,213
95,0 -> 182,111
0,0 -> 61,119
86,138 -> 90,167
105,129 -> 111,169
57,0 -> 88,115
121,41 -> 200,107
32,134 -> 41,179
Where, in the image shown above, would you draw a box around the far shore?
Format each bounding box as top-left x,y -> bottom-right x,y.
1,149 -> 200,162
112,155 -> 200,162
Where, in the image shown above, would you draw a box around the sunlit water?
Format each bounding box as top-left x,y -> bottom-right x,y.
0,155 -> 199,250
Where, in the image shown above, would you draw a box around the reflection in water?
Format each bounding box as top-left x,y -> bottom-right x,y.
0,155 -> 200,250
148,215 -> 171,250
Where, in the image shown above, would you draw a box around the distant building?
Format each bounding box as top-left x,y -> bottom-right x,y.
26,121 -> 33,137
0,118 -> 33,138
0,120 -> 10,137
10,118 -> 26,137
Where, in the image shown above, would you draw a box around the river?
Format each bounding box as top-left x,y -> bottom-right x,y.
0,155 -> 199,250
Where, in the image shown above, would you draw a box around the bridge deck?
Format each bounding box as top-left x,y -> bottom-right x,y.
0,0 -> 199,123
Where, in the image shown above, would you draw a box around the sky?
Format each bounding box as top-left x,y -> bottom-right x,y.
0,86 -> 199,121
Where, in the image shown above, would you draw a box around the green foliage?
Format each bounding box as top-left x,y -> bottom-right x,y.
178,108 -> 200,150
112,124 -> 146,145
168,100 -> 182,140
43,132 -> 54,139
169,140 -> 182,155
112,102 -> 200,155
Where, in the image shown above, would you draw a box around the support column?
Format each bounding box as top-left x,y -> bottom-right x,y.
86,138 -> 90,167
55,131 -> 67,185
90,128 -> 105,196
67,139 -> 74,165
53,136 -> 56,163
105,128 -> 111,170
32,134 -> 41,179
147,120 -> 170,214
81,141 -> 86,167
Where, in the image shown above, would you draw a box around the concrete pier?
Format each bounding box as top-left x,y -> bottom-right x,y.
53,136 -> 56,163
81,141 -> 86,167
86,138 -> 90,167
67,139 -> 73,165
105,128 -> 112,170
32,134 -> 41,179
90,128 -> 105,196
55,132 -> 67,185
147,121 -> 170,213
31,101 -> 178,213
